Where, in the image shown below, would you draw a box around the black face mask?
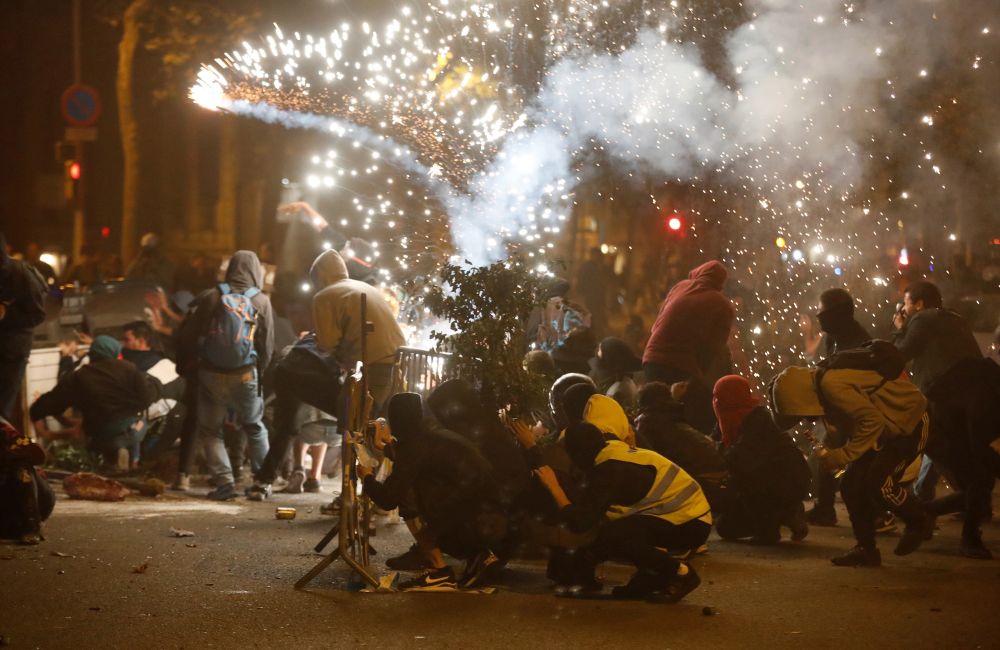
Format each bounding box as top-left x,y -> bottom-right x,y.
817,308 -> 851,333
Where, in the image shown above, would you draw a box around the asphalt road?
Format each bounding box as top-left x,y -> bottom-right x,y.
2,483 -> 999,649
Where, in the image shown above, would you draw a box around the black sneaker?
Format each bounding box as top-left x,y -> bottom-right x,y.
807,506 -> 837,527
245,483 -> 272,501
661,564 -> 701,603
786,508 -> 809,541
459,550 -> 503,589
303,478 -> 322,493
894,516 -> 932,556
398,567 -> 457,591
831,545 -> 881,567
386,544 -> 432,571
611,571 -> 661,599
207,483 -> 237,501
959,537 -> 993,560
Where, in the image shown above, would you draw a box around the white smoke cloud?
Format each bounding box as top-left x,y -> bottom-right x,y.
448,0 -> 904,262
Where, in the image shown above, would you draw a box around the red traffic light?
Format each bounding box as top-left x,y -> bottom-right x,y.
101,226 -> 110,238
667,215 -> 683,232
68,161 -> 81,180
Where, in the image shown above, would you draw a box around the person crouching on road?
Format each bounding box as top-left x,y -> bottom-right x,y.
358,393 -> 507,591
711,375 -> 810,545
30,335 -> 161,470
0,416 -> 54,545
770,357 -> 931,567
534,422 -> 709,601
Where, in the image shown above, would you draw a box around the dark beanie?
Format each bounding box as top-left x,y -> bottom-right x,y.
562,382 -> 597,425
818,288 -> 854,316
387,393 -> 423,443
564,421 -> 608,469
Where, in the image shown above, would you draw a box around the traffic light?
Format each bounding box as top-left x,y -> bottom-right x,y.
64,160 -> 81,199
664,212 -> 687,238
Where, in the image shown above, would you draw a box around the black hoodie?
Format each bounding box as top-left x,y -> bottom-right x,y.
362,393 -> 499,527
0,233 -> 47,360
175,250 -> 273,376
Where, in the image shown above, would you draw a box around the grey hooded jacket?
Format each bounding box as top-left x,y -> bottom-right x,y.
175,250 -> 273,375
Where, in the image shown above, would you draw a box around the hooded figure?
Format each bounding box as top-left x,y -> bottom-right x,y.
426,379 -> 529,507
643,261 -> 735,434
363,392 -> 504,560
176,250 -> 274,378
543,421 -> 710,600
815,288 -> 871,358
0,232 -> 48,420
30,334 -> 160,463
560,386 -> 636,447
711,375 -> 810,544
175,251 -> 274,500
643,260 -> 734,379
771,364 -> 931,565
310,250 -> 404,409
712,375 -> 759,448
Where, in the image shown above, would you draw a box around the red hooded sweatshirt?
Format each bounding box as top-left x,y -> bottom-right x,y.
642,260 -> 735,378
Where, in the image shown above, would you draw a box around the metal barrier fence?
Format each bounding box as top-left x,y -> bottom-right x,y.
393,346 -> 455,397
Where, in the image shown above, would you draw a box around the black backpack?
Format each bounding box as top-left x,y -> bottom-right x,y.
814,339 -> 906,407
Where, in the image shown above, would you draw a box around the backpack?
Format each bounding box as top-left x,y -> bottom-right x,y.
199,283 -> 260,369
816,339 -> 905,382
814,339 -> 906,409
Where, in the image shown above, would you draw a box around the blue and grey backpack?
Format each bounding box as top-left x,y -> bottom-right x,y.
199,283 -> 260,369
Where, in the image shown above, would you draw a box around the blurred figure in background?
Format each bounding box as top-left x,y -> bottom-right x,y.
0,232 -> 47,420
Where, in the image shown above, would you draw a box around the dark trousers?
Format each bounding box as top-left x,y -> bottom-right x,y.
256,384 -> 303,484
926,392 -> 999,543
840,435 -> 924,550
572,515 -> 710,580
0,353 -> 29,421
174,377 -> 199,475
716,495 -> 803,541
643,363 -> 716,434
813,424 -> 845,512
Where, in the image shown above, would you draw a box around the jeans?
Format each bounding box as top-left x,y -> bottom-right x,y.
88,416 -> 145,463
197,369 -> 269,486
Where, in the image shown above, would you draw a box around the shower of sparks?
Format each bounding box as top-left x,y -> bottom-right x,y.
192,0 -> 998,382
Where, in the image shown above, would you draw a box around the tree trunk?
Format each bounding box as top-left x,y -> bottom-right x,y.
117,0 -> 149,265
213,117 -> 239,252
185,111 -> 202,232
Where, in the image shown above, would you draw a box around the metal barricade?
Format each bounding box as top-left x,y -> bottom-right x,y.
392,346 -> 454,397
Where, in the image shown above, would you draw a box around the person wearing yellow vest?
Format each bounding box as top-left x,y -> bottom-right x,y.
535,421 -> 710,601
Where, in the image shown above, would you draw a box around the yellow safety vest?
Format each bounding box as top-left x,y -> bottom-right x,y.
595,441 -> 712,526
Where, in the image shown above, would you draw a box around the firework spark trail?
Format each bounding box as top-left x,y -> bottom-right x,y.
192,0 -> 998,380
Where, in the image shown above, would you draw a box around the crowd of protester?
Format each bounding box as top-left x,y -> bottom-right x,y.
1,219 -> 999,603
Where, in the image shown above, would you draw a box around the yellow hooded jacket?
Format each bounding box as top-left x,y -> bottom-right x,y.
559,394 -> 637,446
773,366 -> 927,468
310,250 -> 405,367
